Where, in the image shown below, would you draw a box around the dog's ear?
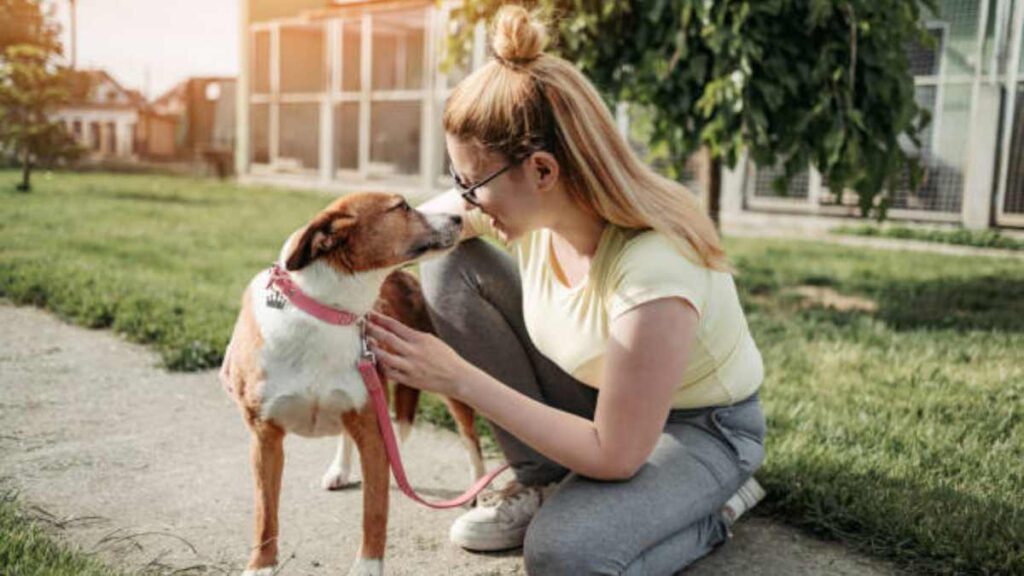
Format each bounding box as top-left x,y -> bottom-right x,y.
284,212 -> 356,271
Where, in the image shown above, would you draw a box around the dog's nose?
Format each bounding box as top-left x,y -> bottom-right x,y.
450,215 -> 462,226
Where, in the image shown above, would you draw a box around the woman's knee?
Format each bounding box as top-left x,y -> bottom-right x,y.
421,236 -> 501,289
417,236 -> 520,317
523,511 -> 620,576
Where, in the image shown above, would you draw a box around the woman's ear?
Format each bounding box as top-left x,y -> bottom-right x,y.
530,151 -> 560,192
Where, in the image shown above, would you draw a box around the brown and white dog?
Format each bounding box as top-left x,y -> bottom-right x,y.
219,192 -> 486,576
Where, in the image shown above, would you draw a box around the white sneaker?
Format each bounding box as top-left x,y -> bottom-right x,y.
721,477 -> 767,528
449,479 -> 558,551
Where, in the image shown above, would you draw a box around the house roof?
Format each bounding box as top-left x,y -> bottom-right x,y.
66,69 -> 148,110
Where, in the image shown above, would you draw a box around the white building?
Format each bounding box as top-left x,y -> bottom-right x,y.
236,0 -> 1022,230
236,0 -> 481,204
55,69 -> 144,159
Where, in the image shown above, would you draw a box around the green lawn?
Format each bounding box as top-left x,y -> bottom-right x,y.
1,170 -> 1022,575
833,223 -> 1024,251
0,488 -> 121,575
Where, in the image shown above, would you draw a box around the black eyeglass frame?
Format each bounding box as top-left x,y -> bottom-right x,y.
448,155 -> 528,208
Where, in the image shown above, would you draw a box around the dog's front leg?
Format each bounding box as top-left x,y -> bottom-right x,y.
245,422 -> 285,576
342,404 -> 388,576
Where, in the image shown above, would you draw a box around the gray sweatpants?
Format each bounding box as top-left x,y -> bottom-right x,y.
420,239 -> 767,575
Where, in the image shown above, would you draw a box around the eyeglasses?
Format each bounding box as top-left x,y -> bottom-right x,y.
448,160 -> 518,208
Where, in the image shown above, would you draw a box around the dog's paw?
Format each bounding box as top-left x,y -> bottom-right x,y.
321,466 -> 358,491
242,566 -> 275,576
347,558 -> 383,576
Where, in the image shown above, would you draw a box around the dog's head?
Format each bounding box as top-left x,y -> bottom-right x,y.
284,192 -> 462,273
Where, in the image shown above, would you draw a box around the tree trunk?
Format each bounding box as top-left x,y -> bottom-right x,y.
707,155 -> 722,230
17,146 -> 32,192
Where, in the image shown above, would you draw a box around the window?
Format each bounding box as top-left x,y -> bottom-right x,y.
341,19 -> 362,92
89,122 -> 101,151
250,103 -> 270,164
253,30 -> 271,94
367,8 -> 427,179
334,102 -> 359,171
280,24 -> 324,93
107,122 -> 117,154
250,7 -> 438,182
372,10 -> 425,91
370,101 -> 420,176
907,25 -> 946,77
890,84 -> 967,212
279,103 -> 320,170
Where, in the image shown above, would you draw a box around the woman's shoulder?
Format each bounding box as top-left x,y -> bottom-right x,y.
598,226 -> 719,320
608,226 -> 705,272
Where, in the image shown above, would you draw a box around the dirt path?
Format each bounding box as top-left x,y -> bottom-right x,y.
0,303 -> 900,575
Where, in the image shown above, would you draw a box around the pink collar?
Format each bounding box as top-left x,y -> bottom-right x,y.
266,263 -> 360,326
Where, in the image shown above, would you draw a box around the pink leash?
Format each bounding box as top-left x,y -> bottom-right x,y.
266,264 -> 511,509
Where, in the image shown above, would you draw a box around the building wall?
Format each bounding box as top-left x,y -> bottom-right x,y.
236,0 -> 478,202
249,0 -> 331,25
55,107 -> 138,158
142,115 -> 177,158
184,78 -> 237,154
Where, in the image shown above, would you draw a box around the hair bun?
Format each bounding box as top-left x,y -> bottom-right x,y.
490,5 -> 548,67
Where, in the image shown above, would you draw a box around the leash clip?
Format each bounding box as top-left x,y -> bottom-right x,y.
357,317 -> 377,364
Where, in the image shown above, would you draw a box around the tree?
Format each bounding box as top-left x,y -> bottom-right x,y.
0,44 -> 81,192
0,0 -> 61,55
448,0 -> 934,222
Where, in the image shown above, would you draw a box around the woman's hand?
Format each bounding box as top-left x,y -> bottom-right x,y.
364,310 -> 475,399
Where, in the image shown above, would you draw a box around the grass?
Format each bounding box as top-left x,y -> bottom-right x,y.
0,488 -> 121,575
833,223 -> 1024,251
730,243 -> 1024,575
0,170 -> 328,371
1,170 -> 1023,575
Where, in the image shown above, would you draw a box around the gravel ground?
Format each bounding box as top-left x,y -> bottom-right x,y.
0,303 -> 901,575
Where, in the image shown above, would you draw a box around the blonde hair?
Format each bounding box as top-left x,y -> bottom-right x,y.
443,4 -> 729,271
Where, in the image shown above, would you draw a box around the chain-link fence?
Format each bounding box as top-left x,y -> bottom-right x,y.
747,0 -> 1021,226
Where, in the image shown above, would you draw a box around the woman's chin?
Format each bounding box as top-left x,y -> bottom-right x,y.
490,216 -> 507,234
488,214 -> 523,242
491,218 -> 518,242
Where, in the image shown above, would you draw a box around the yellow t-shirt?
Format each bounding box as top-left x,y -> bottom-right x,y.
463,208 -> 763,409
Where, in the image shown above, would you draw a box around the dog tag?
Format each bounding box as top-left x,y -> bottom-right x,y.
266,288 -> 288,310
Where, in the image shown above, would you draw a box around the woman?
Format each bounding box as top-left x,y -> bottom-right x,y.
365,5 -> 767,574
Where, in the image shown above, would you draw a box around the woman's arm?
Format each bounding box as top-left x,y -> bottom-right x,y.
458,297 -> 697,480
416,188 -> 479,241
